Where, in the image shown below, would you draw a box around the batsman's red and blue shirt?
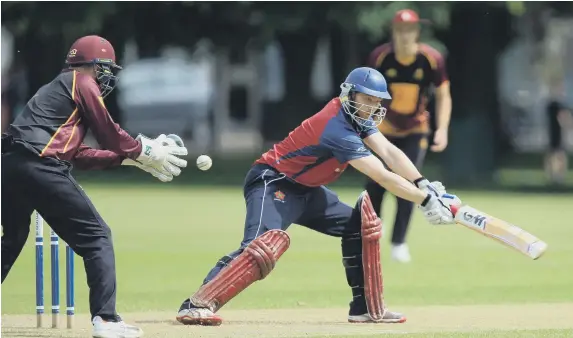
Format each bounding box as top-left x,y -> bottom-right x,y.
255,98 -> 378,187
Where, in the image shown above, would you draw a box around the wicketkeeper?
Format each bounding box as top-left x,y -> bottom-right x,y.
176,67 -> 454,326
1,35 -> 187,338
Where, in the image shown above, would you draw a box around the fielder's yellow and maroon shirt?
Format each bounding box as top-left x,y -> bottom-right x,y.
368,43 -> 448,137
7,69 -> 141,169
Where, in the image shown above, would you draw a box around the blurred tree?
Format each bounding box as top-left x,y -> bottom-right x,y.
4,0 -> 572,167
329,1 -> 453,98
1,2 -> 141,122
1,2 -> 119,102
252,2 -> 455,138
441,2 -> 513,185
250,2 -> 332,138
354,1 -> 451,50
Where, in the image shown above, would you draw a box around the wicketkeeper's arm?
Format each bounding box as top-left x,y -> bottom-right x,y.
363,132 -> 424,183
349,155 -> 427,205
73,143 -> 174,181
74,75 -> 141,160
72,144 -> 125,170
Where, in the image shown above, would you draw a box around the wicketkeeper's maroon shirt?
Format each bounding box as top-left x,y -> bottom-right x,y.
7,69 -> 141,169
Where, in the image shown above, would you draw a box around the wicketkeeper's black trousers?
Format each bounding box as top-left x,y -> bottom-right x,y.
1,137 -> 120,321
364,133 -> 428,245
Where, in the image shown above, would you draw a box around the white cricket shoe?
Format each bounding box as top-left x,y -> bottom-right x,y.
176,307 -> 223,326
348,309 -> 407,323
92,316 -> 143,338
391,243 -> 411,263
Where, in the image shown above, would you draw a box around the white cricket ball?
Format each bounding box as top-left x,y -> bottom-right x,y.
196,155 -> 212,171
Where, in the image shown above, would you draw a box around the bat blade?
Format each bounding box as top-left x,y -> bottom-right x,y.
450,204 -> 548,260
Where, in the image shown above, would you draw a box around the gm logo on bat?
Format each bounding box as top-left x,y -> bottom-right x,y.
462,211 -> 487,230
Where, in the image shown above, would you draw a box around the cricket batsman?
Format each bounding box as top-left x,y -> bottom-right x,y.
1,35 -> 187,338
176,67 -> 454,326
364,9 -> 453,262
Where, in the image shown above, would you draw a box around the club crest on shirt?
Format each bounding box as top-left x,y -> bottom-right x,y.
386,68 -> 397,78
414,68 -> 424,80
274,190 -> 286,203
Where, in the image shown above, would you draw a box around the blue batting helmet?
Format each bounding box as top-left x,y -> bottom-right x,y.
339,67 -> 391,129
342,67 -> 392,100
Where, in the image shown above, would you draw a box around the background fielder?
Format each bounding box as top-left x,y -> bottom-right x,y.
365,9 -> 453,263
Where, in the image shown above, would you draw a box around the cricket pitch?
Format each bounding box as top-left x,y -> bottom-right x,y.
3,303 -> 573,338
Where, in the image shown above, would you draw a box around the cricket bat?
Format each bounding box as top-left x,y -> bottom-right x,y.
450,204 -> 548,260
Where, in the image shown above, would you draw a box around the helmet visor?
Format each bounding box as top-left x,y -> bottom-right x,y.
95,63 -> 120,98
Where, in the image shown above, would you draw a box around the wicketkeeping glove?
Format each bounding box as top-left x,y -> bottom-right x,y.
135,133 -> 188,176
122,158 -> 173,182
165,133 -> 185,147
148,134 -> 188,175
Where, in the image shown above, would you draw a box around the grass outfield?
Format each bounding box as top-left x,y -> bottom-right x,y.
306,331 -> 573,338
2,184 -> 573,337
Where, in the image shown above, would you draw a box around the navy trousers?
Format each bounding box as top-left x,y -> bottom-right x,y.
203,164 -> 358,282
1,140 -> 119,321
183,164 -> 369,315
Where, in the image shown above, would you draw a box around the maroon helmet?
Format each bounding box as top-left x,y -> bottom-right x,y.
392,9 -> 431,25
65,35 -> 122,97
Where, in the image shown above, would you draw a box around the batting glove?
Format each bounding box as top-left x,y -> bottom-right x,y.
419,194 -> 455,225
415,178 -> 462,207
413,177 -> 440,196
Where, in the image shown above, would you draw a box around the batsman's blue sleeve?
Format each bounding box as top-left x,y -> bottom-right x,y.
320,121 -> 373,163
359,124 -> 379,139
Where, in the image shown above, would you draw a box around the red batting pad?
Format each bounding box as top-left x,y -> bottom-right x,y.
190,230 -> 290,312
361,193 -> 385,321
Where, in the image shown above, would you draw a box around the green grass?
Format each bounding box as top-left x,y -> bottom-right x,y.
2,184 -> 573,337
306,329 -> 573,338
